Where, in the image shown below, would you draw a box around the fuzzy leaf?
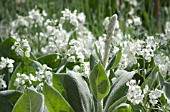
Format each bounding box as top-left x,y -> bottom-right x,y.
43,82 -> 73,112
0,90 -> 22,112
106,50 -> 122,70
55,73 -> 94,112
89,62 -> 110,101
104,70 -> 135,111
12,88 -> 44,112
37,53 -> 61,69
8,58 -> 42,90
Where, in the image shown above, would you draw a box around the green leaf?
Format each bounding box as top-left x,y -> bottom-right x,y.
0,90 -> 22,112
113,103 -> 132,112
55,73 -> 94,112
0,36 -> 3,43
43,82 -> 73,112
37,53 -> 61,69
162,82 -> 170,104
104,70 -> 135,111
90,53 -> 99,71
12,88 -> 44,112
52,74 -> 66,97
89,62 -> 110,101
8,58 -> 42,90
106,50 -> 122,70
94,43 -> 103,64
158,72 -> 164,88
141,66 -> 159,89
0,37 -> 21,67
107,96 -> 127,112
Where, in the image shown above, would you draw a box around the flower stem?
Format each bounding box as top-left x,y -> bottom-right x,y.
103,14 -> 117,68
97,101 -> 103,112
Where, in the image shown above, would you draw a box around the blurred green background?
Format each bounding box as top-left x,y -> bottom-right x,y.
0,0 -> 170,36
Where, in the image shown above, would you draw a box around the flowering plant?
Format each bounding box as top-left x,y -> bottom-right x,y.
0,1 -> 170,111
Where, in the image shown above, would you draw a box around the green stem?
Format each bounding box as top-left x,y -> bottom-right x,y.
97,101 -> 103,112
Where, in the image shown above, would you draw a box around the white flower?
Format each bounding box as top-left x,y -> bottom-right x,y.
67,56 -> 76,62
126,80 -> 144,105
143,85 -> 149,94
11,39 -> 31,57
149,88 -> 162,105
125,0 -> 138,6
77,12 -> 86,24
0,75 -> 7,89
0,57 -> 15,73
0,57 -> 7,69
14,73 -> 31,90
133,16 -> 142,26
36,64 -> 53,85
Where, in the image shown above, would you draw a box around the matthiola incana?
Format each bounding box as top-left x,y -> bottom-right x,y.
0,57 -> 15,73
126,80 -> 144,105
0,1 -> 170,111
14,64 -> 52,91
0,75 -> 7,89
11,39 -> 31,57
149,89 -> 162,106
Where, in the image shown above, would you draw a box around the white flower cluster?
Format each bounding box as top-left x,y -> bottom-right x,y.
126,16 -> 142,27
127,80 -> 162,106
72,61 -> 90,77
125,0 -> 138,6
39,9 -> 95,61
14,73 -> 36,91
119,35 -> 158,69
154,53 -> 170,76
11,39 -> 31,57
0,57 -> 15,73
0,75 -> 7,89
149,89 -> 162,106
14,64 -> 52,91
10,8 -> 46,35
36,64 -> 53,86
9,8 -> 95,63
126,80 -> 144,105
61,9 -> 86,26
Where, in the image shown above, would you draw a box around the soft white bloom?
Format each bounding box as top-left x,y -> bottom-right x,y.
143,85 -> 149,94
133,16 -> 142,26
83,62 -> 90,77
0,57 -> 15,73
14,73 -> 30,90
0,75 -> 7,89
125,0 -> 138,6
0,57 -> 7,69
67,56 -> 76,62
126,79 -> 145,105
11,39 -> 31,57
126,19 -> 133,27
36,64 -> 53,85
149,89 -> 162,105
77,12 -> 86,24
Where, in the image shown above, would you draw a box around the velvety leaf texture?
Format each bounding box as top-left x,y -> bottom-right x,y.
89,62 -> 110,101
12,88 -> 44,112
0,90 -> 22,112
43,82 -> 73,112
55,73 -> 94,112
